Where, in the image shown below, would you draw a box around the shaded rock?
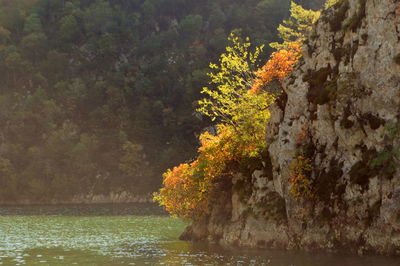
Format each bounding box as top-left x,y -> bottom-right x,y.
182,0 -> 400,256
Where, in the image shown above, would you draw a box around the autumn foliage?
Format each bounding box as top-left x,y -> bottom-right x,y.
154,124 -> 264,220
155,34 -> 303,220
289,125 -> 315,200
154,161 -> 207,220
289,155 -> 314,199
250,42 -> 302,94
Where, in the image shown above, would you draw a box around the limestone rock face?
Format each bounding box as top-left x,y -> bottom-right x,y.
182,0 -> 400,255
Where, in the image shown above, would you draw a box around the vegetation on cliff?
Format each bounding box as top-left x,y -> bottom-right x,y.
154,2 -> 320,219
155,35 -> 276,219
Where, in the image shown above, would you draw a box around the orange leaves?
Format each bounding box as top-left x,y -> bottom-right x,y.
155,126 -> 235,220
163,163 -> 189,188
155,36 -> 289,220
154,124 -> 263,220
250,42 -> 302,94
156,161 -> 209,220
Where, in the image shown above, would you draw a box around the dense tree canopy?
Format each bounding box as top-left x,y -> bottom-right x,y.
0,0 -> 323,201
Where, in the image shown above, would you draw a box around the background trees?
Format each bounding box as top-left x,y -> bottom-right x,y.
0,0 -> 323,201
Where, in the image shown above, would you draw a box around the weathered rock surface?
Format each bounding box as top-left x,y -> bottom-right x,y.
181,0 -> 400,255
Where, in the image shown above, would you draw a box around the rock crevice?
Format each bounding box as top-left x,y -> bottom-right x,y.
182,0 -> 400,255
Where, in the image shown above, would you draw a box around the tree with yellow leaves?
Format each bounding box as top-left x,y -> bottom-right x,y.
270,1 -> 320,50
155,34 -> 275,220
197,33 -> 275,139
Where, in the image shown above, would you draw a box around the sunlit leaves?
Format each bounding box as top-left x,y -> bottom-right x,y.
197,32 -> 273,132
250,42 -> 302,94
270,1 -> 320,50
325,0 -> 341,9
155,124 -> 265,220
155,34 -> 277,220
154,161 -> 209,220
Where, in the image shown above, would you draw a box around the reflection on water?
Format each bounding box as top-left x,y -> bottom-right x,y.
0,203 -> 399,265
0,203 -> 166,216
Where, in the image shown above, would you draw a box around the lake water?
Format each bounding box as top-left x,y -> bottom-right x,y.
0,203 -> 399,265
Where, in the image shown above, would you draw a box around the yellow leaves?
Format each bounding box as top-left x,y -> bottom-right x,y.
155,33 -> 292,220
270,1 -> 320,50
198,32 -> 274,139
325,0 -> 341,9
289,155 -> 314,200
288,124 -> 315,200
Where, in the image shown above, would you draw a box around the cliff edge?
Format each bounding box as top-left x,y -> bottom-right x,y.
181,0 -> 400,255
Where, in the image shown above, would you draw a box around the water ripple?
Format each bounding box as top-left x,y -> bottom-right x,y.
0,204 -> 399,265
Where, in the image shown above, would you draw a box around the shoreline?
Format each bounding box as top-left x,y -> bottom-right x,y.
0,192 -> 155,206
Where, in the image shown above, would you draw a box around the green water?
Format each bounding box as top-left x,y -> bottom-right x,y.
0,204 -> 399,265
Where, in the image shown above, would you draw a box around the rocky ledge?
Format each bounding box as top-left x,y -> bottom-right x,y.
181,0 -> 400,256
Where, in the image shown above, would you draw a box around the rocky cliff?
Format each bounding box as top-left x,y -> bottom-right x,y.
181,0 -> 400,255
